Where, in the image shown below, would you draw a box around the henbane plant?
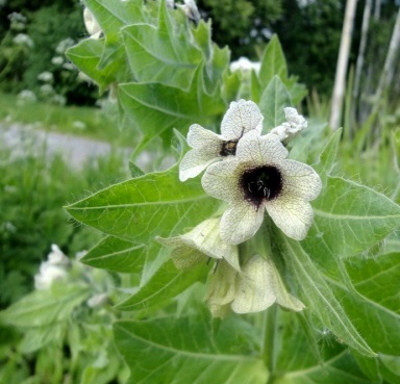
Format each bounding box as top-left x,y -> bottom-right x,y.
65,1 -> 400,383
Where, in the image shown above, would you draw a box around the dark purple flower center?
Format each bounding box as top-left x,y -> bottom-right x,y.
240,166 -> 283,207
219,140 -> 238,156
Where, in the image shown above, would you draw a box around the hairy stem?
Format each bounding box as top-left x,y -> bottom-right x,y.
263,305 -> 278,384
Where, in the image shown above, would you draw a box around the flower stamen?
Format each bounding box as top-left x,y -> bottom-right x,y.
220,140 -> 238,156
240,166 -> 282,207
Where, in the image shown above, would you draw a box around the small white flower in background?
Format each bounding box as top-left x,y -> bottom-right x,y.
230,57 -> 261,74
62,62 -> 76,71
87,293 -> 109,308
47,244 -> 69,265
39,84 -> 54,96
56,38 -> 75,54
3,221 -> 16,233
37,71 -> 54,83
34,244 -> 69,290
166,0 -> 175,7
179,99 -> 263,181
12,33 -> 33,48
202,129 -> 322,244
206,255 -> 304,317
8,12 -> 27,31
8,12 -> 27,24
17,90 -> 37,103
50,94 -> 67,106
176,0 -> 201,23
269,107 -> 307,141
51,56 -> 64,66
83,7 -> 102,39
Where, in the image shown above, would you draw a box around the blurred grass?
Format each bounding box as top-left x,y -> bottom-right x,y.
0,91 -> 134,143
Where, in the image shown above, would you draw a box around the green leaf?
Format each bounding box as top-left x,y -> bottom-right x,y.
250,70 -> 262,103
275,350 -> 370,384
114,314 -> 268,384
66,39 -> 121,91
81,236 -> 146,273
117,259 -> 209,311
259,76 -> 292,130
118,67 -> 226,150
192,20 -> 230,95
317,128 -> 342,176
65,167 -> 220,244
19,324 -> 66,353
84,0 -> 145,43
282,238 -> 375,357
327,253 -> 400,355
308,177 -> 400,260
286,81 -> 308,106
259,35 -> 288,87
121,2 -> 203,90
0,284 -> 89,328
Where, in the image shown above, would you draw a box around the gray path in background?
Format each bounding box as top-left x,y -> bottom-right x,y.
0,122 -> 154,169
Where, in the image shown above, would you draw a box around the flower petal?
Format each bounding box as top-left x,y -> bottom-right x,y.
220,201 -> 264,245
280,159 -> 322,201
266,195 -> 314,241
181,218 -> 240,270
201,158 -> 241,202
236,130 -> 288,164
220,99 -> 263,140
179,148 -> 219,181
231,255 -> 276,314
187,124 -> 222,150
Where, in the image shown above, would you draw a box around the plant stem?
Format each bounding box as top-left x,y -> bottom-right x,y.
263,305 -> 278,384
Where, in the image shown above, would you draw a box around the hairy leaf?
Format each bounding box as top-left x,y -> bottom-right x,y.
114,314 -> 267,384
117,259 -> 209,311
259,76 -> 292,130
282,239 -> 375,357
65,167 -> 220,244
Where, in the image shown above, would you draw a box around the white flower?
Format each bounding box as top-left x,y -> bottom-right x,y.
83,7 -> 102,39
50,94 -> 66,106
231,255 -> 304,313
269,107 -> 307,141
17,90 -> 37,103
62,62 -> 75,71
177,0 -> 201,23
37,71 -> 54,83
206,255 -> 304,317
51,56 -> 64,66
47,244 -> 69,265
230,57 -> 261,74
13,33 -> 33,48
40,84 -> 54,95
179,99 -> 263,181
34,245 -> 69,290
56,38 -> 74,54
202,130 -> 322,244
157,218 -> 240,271
34,263 -> 67,290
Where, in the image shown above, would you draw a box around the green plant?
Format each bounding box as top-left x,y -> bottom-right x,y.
63,1 -> 400,383
0,246 -> 128,384
0,139 -> 129,308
